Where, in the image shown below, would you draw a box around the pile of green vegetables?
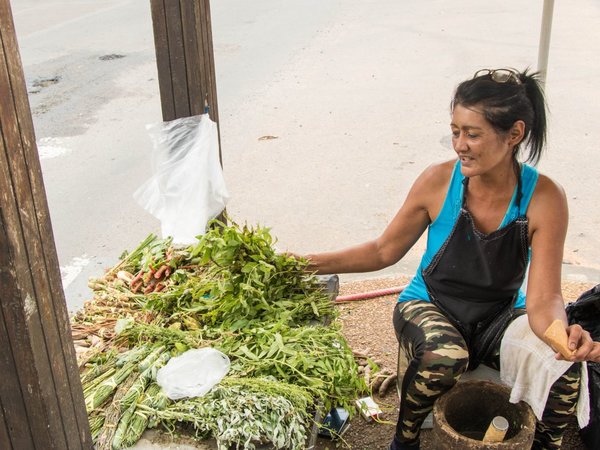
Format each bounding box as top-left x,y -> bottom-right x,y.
76,220 -> 366,449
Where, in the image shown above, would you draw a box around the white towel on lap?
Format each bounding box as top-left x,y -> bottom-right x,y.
500,314 -> 590,428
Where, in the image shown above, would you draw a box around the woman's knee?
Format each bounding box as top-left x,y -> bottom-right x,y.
421,337 -> 470,384
394,300 -> 469,382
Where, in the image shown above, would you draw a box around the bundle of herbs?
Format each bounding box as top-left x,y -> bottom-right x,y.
87,233 -> 200,304
145,377 -> 313,450
73,235 -> 199,355
76,220 -> 365,449
82,344 -> 174,449
117,320 -> 366,413
142,220 -> 336,330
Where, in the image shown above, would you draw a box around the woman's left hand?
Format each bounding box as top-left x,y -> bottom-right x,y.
561,324 -> 600,362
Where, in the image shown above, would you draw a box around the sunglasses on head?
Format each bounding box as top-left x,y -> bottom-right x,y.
473,68 -> 522,85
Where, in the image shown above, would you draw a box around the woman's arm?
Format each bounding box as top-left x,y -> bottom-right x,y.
526,175 -> 600,362
305,162 -> 451,275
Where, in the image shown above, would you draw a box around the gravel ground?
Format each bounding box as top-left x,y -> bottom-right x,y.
312,277 -> 595,450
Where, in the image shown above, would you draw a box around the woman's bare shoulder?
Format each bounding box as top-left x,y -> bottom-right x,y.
531,172 -> 567,206
413,159 -> 456,192
528,171 -> 568,231
406,159 -> 456,216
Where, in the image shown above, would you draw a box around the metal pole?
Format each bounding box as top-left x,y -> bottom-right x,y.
537,0 -> 555,86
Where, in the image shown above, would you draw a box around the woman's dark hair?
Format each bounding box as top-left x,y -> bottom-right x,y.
451,68 -> 547,165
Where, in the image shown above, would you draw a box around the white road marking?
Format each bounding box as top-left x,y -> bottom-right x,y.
38,137 -> 72,160
60,255 -> 90,289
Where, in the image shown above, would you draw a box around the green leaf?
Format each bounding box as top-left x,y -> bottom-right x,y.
266,340 -> 280,358
229,319 -> 249,332
238,345 -> 259,361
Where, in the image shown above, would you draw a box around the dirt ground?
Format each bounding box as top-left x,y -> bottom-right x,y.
312,277 -> 595,450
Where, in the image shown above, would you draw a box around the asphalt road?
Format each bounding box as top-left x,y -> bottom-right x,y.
10,0 -> 600,312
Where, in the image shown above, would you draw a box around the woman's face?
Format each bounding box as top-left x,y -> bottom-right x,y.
450,103 -> 514,178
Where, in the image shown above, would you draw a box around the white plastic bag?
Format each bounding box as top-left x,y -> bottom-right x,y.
133,114 -> 229,244
156,348 -> 230,400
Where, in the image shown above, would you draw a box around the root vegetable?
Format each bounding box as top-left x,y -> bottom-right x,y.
130,280 -> 143,293
143,281 -> 157,294
378,373 -> 397,397
363,366 -> 372,387
117,270 -> 134,283
154,265 -> 170,279
130,270 -> 144,286
353,348 -> 370,358
143,268 -> 155,284
370,374 -> 387,393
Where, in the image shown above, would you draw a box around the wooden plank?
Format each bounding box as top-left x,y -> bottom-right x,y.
204,0 -> 220,123
204,0 -> 222,162
0,400 -> 12,450
194,0 -> 210,113
0,4 -> 90,447
0,0 -> 91,447
180,0 -> 204,116
0,42 -> 67,450
0,192 -> 54,450
0,397 -> 15,450
165,0 -> 191,119
197,0 -> 219,123
0,138 -> 67,449
196,0 -> 223,165
150,0 -> 176,121
11,51 -> 90,450
0,278 -> 35,450
151,0 -> 222,126
0,41 -> 77,450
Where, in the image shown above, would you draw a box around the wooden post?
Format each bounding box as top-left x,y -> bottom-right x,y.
150,0 -> 225,223
0,0 -> 92,448
150,0 -> 220,124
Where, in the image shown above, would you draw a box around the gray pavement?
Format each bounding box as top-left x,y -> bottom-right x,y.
10,0 -> 600,313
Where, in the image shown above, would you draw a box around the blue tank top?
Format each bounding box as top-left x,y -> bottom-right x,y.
399,160 -> 539,308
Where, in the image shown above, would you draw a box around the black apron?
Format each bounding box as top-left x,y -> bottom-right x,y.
422,172 -> 529,369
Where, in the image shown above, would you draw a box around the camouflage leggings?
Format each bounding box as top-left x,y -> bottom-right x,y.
393,300 -> 580,450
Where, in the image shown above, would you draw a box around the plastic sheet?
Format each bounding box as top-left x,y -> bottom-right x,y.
134,114 -> 229,244
156,348 -> 230,400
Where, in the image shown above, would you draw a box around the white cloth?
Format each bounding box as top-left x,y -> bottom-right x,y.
500,314 -> 590,428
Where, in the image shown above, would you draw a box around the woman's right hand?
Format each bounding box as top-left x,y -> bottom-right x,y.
564,324 -> 600,363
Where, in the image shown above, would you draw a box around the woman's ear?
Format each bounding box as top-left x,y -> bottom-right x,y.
509,120 -> 526,145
